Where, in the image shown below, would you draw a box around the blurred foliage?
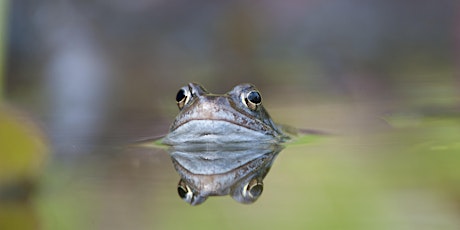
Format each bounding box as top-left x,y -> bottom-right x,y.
0,107 -> 47,183
0,107 -> 48,229
0,203 -> 38,230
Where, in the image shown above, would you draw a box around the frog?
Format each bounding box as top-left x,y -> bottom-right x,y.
162,83 -> 289,145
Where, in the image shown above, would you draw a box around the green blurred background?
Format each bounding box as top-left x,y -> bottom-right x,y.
1,0 -> 460,229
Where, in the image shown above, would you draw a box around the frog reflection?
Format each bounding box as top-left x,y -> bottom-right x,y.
169,144 -> 283,205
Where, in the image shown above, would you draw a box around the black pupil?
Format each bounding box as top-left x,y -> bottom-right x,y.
249,184 -> 263,197
247,91 -> 261,104
177,186 -> 187,198
176,89 -> 186,102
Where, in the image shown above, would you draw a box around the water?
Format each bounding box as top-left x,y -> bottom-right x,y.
2,100 -> 459,230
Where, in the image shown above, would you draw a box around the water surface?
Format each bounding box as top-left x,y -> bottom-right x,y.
28,102 -> 460,229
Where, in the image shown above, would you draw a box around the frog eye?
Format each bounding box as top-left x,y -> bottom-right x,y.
176,86 -> 191,110
242,90 -> 262,111
242,178 -> 263,199
177,180 -> 207,205
177,183 -> 193,202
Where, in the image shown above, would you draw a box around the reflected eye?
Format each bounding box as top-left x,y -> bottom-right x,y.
177,183 -> 193,201
177,180 -> 206,205
176,87 -> 191,110
242,179 -> 263,199
242,90 -> 262,110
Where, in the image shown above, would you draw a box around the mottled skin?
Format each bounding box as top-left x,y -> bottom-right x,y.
162,83 -> 287,145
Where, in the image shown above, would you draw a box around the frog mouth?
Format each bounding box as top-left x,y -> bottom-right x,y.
164,99 -> 282,144
162,120 -> 280,145
170,103 -> 275,134
176,117 -> 263,132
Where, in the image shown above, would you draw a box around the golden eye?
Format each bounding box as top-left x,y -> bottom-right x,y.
175,87 -> 191,110
242,178 -> 263,199
177,182 -> 193,202
242,90 -> 262,111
